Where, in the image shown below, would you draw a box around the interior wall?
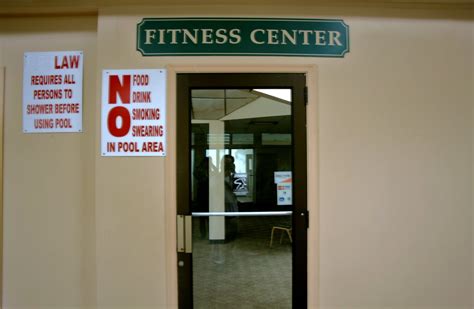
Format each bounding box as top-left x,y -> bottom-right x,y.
0,5 -> 471,309
0,16 -> 97,308
94,15 -> 169,308
96,10 -> 473,309
317,17 -> 472,309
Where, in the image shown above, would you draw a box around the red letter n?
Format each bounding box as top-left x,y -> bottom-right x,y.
108,75 -> 131,104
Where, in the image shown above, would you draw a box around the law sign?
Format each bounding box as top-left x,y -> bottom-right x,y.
137,18 -> 349,57
23,51 -> 83,133
101,69 -> 166,157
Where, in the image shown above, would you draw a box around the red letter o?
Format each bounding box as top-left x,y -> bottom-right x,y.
108,106 -> 131,137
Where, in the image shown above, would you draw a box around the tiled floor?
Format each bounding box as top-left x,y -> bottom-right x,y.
192,216 -> 292,309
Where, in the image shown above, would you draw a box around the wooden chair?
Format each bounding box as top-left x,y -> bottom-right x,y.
269,226 -> 292,247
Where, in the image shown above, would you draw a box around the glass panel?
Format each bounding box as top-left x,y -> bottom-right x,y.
191,88 -> 293,308
262,133 -> 292,145
232,133 -> 254,145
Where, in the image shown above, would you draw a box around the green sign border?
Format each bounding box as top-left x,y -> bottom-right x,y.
137,17 -> 350,57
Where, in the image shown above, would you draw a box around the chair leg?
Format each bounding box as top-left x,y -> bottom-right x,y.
287,229 -> 293,243
271,227 -> 292,246
269,227 -> 276,247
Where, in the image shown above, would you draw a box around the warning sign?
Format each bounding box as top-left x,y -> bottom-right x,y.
23,51 -> 83,133
101,69 -> 166,156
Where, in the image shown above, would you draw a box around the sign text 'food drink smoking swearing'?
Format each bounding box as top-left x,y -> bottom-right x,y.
23,51 -> 83,133
101,69 -> 167,157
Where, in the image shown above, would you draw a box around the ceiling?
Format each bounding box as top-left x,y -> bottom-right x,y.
192,89 -> 259,120
191,88 -> 292,136
0,0 -> 472,16
191,89 -> 291,121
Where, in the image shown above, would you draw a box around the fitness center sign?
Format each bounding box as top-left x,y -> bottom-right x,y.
137,18 -> 349,57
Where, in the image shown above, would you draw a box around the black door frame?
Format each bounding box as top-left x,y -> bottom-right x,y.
177,73 -> 307,308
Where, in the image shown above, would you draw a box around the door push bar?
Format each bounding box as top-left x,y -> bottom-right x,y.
191,211 -> 292,217
177,215 -> 192,253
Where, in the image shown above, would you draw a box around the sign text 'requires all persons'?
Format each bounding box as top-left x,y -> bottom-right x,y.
23,51 -> 83,133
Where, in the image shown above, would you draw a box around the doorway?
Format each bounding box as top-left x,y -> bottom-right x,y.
177,73 -> 307,308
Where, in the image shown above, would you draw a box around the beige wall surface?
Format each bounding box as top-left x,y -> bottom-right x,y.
0,6 -> 472,309
95,10 -> 472,308
317,17 -> 472,309
0,16 -> 98,308
95,15 -> 168,308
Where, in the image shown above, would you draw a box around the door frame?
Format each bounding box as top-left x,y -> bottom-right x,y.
175,71 -> 308,308
0,67 -> 4,308
164,65 -> 319,308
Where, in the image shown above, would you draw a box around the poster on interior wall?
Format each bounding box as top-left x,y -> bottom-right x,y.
101,69 -> 166,157
233,173 -> 248,196
23,51 -> 83,133
274,171 -> 292,206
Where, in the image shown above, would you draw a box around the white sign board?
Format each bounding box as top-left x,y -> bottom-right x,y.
101,69 -> 166,156
274,171 -> 292,206
23,51 -> 83,133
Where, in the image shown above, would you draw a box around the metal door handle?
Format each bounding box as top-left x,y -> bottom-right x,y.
177,215 -> 192,253
191,211 -> 292,217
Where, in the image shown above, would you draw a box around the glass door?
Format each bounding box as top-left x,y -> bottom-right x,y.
177,74 -> 307,309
